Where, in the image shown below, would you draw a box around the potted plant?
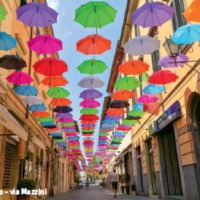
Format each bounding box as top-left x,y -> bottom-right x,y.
17,179 -> 36,200
119,174 -> 125,193
124,173 -> 131,194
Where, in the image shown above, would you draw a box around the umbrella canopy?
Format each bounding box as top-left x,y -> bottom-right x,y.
80,108 -> 99,114
110,100 -> 130,108
32,111 -> 50,117
124,36 -> 160,56
143,102 -> 160,115
33,57 -> 68,76
131,2 -> 174,28
104,115 -> 122,120
137,94 -> 159,104
78,76 -> 104,88
0,6 -> 6,21
118,60 -> 149,75
111,90 -> 135,101
58,118 -> 74,123
56,113 -> 73,118
0,32 -> 17,51
114,77 -> 141,90
22,96 -> 43,105
102,119 -> 117,125
41,121 -> 55,127
106,108 -> 125,115
14,85 -> 38,96
75,1 -> 117,28
28,104 -> 46,111
171,24 -> 200,44
76,35 -> 111,55
183,0 -> 200,22
27,34 -> 62,54
46,87 -> 70,98
80,99 -> 100,108
79,89 -> 103,99
77,59 -> 107,75
142,84 -> 166,94
80,115 -> 99,121
148,70 -> 179,85
158,53 -> 189,68
6,71 -> 33,84
50,98 -> 71,106
0,55 -> 26,70
37,117 -> 53,122
41,76 -> 68,87
16,2 -> 58,27
128,109 -> 145,117
53,106 -> 73,113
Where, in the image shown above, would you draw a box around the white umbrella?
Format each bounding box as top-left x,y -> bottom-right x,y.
22,96 -> 43,105
123,36 -> 160,56
78,76 -> 105,88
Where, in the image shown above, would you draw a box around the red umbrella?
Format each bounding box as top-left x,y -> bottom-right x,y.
76,35 -> 111,55
148,70 -> 178,85
81,120 -> 97,124
80,115 -> 99,121
33,57 -> 68,76
143,102 -> 160,115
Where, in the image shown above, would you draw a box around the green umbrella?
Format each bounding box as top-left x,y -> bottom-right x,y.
141,72 -> 149,82
0,7 -> 6,21
80,108 -> 99,114
77,59 -> 108,75
46,87 -> 70,98
114,77 -> 141,90
70,146 -> 80,149
112,138 -> 122,143
122,119 -> 137,125
99,133 -> 109,136
128,110 -> 145,117
75,1 -> 117,28
60,122 -> 75,127
37,117 -> 53,122
54,139 -> 65,143
82,129 -> 94,132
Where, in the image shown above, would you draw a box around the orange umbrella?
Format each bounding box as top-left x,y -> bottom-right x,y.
183,0 -> 200,22
32,111 -> 50,117
111,90 -> 135,100
81,120 -> 97,124
118,60 -> 149,75
50,98 -> 72,106
76,35 -> 111,55
41,76 -> 68,87
45,128 -> 59,132
106,108 -> 126,115
143,102 -> 160,115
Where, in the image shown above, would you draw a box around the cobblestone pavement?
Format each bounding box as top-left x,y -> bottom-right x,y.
45,184 -> 159,200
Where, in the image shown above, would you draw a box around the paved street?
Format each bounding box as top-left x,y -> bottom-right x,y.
45,184 -> 159,200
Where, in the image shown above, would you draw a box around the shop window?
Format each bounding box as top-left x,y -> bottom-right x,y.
151,50 -> 160,72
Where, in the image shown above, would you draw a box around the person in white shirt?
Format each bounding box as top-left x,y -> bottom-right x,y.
107,169 -> 119,198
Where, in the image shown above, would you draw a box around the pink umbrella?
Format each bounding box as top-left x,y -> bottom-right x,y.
58,118 -> 74,123
80,99 -> 100,108
6,71 -> 33,84
27,34 -> 62,54
137,94 -> 159,103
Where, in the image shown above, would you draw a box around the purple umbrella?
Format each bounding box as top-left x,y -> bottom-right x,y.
79,89 -> 103,99
158,53 -> 189,68
131,2 -> 174,28
78,76 -> 104,88
56,113 -> 73,118
104,115 -> 122,120
16,2 -> 58,27
81,124 -> 96,127
6,71 -> 33,84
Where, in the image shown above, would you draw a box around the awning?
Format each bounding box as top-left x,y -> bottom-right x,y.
0,104 -> 28,141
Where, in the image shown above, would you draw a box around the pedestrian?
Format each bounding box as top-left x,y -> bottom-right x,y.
108,169 -> 119,198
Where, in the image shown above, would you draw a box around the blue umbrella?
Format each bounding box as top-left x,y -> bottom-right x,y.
133,102 -> 143,111
0,32 -> 17,51
28,104 -> 46,111
171,24 -> 200,44
49,132 -> 62,137
142,84 -> 166,94
102,119 -> 118,124
14,85 -> 38,96
40,121 -> 55,126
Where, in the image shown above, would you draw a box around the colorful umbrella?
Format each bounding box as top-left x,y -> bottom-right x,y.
131,2 -> 174,28
28,104 -> 46,111
27,34 -> 62,54
46,87 -> 70,98
0,6 -> 6,21
114,77 -> 141,90
111,90 -> 135,101
171,24 -> 200,44
104,115 -> 122,120
53,106 -> 73,113
102,119 -> 117,125
148,70 -> 179,85
32,111 -> 50,117
77,59 -> 107,75
75,1 -> 117,28
79,89 -> 103,99
33,57 -> 68,76
143,102 -> 160,115
16,2 -> 58,27
80,99 -> 100,108
76,35 -> 111,55
110,100 -> 130,108
37,117 -> 53,122
56,113 -> 73,118
22,96 -> 43,105
118,60 -> 149,75
128,109 -> 145,117
124,36 -> 160,56
41,76 -> 68,87
50,98 -> 72,106
158,53 -> 189,68
14,85 -> 38,96
80,108 -> 99,114
6,71 -> 33,84
106,108 -> 125,115
142,84 -> 166,94
78,76 -> 104,88
80,115 -> 99,121
58,118 -> 74,123
0,55 -> 26,70
60,122 -> 75,127
137,94 -> 159,104
0,32 -> 17,51
41,121 -> 55,127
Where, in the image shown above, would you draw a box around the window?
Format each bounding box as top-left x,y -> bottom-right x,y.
151,50 -> 160,72
171,0 -> 186,31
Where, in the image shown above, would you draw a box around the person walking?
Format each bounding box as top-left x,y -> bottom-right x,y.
108,169 -> 119,198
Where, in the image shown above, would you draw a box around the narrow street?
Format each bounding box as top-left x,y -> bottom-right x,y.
46,184 -> 159,200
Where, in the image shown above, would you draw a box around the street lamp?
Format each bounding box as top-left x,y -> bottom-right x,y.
163,38 -> 179,56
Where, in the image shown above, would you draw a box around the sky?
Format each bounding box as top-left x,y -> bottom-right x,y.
46,0 -> 127,156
